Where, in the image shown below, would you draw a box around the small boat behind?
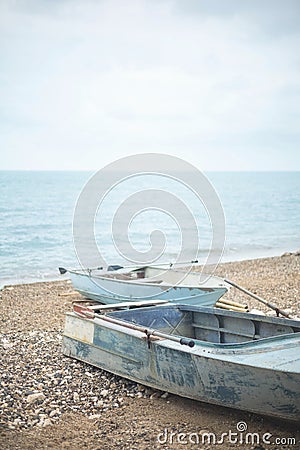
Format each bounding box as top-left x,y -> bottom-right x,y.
59,264 -> 229,306
62,302 -> 300,421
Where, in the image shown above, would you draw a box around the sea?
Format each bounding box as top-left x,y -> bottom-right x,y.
0,170 -> 299,286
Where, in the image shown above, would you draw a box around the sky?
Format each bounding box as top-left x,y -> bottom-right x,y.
0,0 -> 299,171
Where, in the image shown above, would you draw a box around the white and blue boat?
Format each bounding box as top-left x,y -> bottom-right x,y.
62,302 -> 300,421
59,265 -> 229,306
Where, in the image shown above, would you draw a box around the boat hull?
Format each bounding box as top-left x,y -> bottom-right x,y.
62,310 -> 300,421
69,271 -> 227,306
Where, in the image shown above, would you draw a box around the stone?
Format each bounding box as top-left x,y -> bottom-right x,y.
3,342 -> 14,350
100,389 -> 109,398
150,392 -> 160,399
43,418 -> 52,427
88,414 -> 101,420
13,418 -> 22,425
27,393 -> 46,405
136,384 -> 145,392
249,309 -> 265,316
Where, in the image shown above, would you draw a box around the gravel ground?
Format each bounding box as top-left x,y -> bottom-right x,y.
0,254 -> 299,449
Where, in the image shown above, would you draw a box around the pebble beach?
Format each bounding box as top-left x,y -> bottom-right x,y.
0,253 -> 299,449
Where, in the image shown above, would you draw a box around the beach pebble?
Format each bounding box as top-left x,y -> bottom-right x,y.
43,418 -> 52,427
13,418 -> 22,426
88,414 -> 101,420
249,309 -> 265,316
136,392 -> 143,398
150,392 -> 161,399
85,371 -> 93,377
100,389 -> 109,398
27,393 -> 46,404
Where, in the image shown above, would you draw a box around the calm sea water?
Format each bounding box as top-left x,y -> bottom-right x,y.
0,171 -> 299,285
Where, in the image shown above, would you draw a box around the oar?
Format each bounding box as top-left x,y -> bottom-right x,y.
59,266 -> 104,275
224,279 -> 290,318
59,260 -> 199,276
108,259 -> 199,270
73,299 -> 169,312
75,306 -> 195,347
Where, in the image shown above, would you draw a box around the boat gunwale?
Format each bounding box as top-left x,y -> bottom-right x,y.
65,309 -> 300,355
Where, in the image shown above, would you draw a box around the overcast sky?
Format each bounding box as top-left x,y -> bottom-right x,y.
1,0 -> 299,171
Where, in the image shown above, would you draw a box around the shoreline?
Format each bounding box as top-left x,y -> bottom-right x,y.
1,253 -> 299,449
1,248 -> 299,289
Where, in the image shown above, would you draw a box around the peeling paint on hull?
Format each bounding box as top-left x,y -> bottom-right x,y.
62,307 -> 300,422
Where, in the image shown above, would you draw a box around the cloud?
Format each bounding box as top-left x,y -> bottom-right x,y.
0,0 -> 299,170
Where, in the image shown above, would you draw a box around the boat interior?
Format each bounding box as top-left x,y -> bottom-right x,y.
109,305 -> 300,344
99,266 -> 226,288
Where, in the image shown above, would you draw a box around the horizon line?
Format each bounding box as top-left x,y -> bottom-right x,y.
0,169 -> 299,173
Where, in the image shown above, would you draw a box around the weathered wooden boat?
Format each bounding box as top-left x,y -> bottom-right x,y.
62,302 -> 300,421
59,265 -> 229,306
